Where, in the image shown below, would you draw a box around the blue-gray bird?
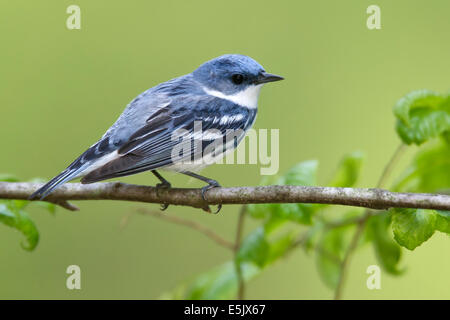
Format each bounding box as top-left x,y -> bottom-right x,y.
30,54 -> 283,210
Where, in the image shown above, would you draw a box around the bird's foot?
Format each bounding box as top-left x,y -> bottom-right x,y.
155,181 -> 171,211
201,180 -> 222,214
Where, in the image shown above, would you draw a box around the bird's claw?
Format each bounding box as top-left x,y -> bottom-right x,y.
201,181 -> 222,214
155,182 -> 171,211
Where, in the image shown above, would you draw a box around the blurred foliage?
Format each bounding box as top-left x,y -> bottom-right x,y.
1,89 -> 449,298
161,89 -> 450,298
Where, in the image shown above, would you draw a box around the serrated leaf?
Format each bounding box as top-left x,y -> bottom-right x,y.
329,151 -> 364,188
393,90 -> 450,145
396,108 -> 450,145
0,201 -> 39,251
393,89 -> 444,125
367,213 -> 403,275
391,208 -> 437,250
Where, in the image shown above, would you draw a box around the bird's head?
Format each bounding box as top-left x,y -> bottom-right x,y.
192,54 -> 283,101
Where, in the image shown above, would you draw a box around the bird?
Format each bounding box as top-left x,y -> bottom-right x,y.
29,54 -> 284,212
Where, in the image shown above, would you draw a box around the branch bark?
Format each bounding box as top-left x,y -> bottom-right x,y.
0,182 -> 449,212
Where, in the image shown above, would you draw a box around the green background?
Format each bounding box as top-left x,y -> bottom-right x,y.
0,0 -> 449,299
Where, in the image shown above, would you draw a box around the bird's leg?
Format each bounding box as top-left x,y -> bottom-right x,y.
152,170 -> 171,188
182,171 -> 222,214
151,170 -> 171,211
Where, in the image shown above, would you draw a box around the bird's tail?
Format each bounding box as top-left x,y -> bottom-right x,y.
29,168 -> 83,200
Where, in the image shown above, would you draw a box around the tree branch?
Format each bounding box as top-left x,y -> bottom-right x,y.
1,182 -> 449,212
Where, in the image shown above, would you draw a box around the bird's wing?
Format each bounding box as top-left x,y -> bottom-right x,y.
81,96 -> 255,183
28,93 -> 172,199
63,94 -> 173,173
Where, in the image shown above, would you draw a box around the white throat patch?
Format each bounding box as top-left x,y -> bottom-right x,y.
203,84 -> 262,109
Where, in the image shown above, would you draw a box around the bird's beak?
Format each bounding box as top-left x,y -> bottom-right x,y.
254,72 -> 284,85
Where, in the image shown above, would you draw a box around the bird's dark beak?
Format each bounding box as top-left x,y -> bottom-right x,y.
254,72 -> 284,85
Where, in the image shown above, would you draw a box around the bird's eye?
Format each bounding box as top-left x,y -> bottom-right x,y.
231,74 -> 244,85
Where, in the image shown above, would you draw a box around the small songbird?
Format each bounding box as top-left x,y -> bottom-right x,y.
30,54 -> 283,211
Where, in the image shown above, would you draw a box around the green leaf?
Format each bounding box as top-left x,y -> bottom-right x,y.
391,208 -> 437,250
247,203 -> 272,219
270,203 -> 314,225
316,227 -> 351,289
329,151 -> 364,187
265,232 -> 296,264
366,213 -> 403,275
0,201 -> 39,251
12,200 -> 29,210
390,208 -> 450,251
393,139 -> 450,193
237,222 -> 298,268
396,108 -> 450,145
435,211 -> 450,234
443,131 -> 450,144
237,227 -> 270,267
303,222 -> 324,253
393,90 -> 450,145
263,215 -> 287,234
162,229 -> 297,299
393,89 -> 444,125
280,160 -> 318,186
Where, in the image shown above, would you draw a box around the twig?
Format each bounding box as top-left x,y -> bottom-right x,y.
50,199 -> 79,211
135,208 -> 235,250
1,181 -> 449,211
234,205 -> 247,300
376,144 -> 407,189
334,144 -> 405,300
333,215 -> 368,300
324,214 -> 370,229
